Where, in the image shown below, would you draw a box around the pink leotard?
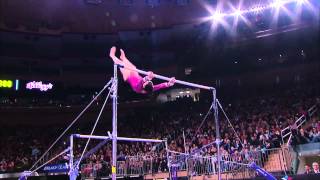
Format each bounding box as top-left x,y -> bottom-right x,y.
126,75 -> 169,94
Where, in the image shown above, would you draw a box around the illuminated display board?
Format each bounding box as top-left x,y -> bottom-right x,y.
0,79 -> 19,90
0,80 -> 13,88
0,79 -> 55,92
26,81 -> 53,91
0,78 -> 62,100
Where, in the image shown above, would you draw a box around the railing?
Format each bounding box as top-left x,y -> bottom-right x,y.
281,104 -> 318,146
308,104 -> 318,117
280,114 -> 306,145
80,147 -> 292,179
182,148 -> 292,177
287,115 -> 307,146
80,155 -> 167,178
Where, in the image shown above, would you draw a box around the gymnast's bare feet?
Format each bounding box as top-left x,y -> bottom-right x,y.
109,46 -> 124,65
120,49 -> 128,61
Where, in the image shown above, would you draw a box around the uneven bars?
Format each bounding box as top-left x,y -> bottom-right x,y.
74,134 -> 111,140
74,134 -> 164,143
117,137 -> 164,143
116,64 -> 214,90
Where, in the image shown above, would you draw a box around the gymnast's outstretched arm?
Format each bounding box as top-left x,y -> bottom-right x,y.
153,77 -> 176,91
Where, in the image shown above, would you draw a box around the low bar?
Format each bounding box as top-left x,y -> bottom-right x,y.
74,134 -> 164,143
117,64 -> 214,90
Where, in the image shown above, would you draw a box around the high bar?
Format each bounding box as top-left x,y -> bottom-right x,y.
116,64 -> 214,90
74,134 -> 164,143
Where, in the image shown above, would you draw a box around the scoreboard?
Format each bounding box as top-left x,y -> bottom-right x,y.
0,79 -> 18,90
0,79 -> 54,92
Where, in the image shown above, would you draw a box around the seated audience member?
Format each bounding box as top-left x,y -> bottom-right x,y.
304,164 -> 311,174
312,162 -> 319,174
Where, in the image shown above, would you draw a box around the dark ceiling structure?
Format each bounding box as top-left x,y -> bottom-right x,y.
0,0 -> 319,88
0,0 -> 219,34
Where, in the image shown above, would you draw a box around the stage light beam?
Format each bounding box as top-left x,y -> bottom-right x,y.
272,0 -> 285,9
297,0 -> 306,5
233,9 -> 243,17
212,12 -> 224,21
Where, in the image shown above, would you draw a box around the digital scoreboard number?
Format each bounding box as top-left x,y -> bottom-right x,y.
0,80 -> 13,88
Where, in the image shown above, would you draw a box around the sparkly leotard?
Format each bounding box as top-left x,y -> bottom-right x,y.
126,75 -> 169,94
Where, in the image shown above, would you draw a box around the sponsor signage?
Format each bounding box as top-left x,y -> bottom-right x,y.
43,163 -> 69,173
26,81 -> 53,92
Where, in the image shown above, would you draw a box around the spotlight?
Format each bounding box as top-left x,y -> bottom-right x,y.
251,6 -> 265,13
233,9 -> 243,17
272,0 -> 285,8
212,12 -> 223,21
297,0 -> 306,4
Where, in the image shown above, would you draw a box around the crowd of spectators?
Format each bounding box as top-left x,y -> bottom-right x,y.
291,116 -> 320,145
0,83 -> 319,176
0,125 -> 64,173
304,162 -> 320,174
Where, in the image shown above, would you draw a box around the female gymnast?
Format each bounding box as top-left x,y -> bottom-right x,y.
109,46 -> 176,94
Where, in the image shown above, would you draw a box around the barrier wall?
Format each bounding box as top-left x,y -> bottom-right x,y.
79,147 -> 293,179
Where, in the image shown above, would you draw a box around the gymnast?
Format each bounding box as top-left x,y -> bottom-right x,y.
109,46 -> 176,94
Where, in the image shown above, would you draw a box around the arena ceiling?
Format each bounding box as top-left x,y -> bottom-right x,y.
0,0 -> 319,87
3,0 -> 312,34
0,0 -> 220,34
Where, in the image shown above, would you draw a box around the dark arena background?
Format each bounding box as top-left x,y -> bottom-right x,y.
0,0 -> 320,180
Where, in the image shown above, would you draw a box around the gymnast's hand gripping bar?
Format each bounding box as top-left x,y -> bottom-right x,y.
116,64 -> 215,90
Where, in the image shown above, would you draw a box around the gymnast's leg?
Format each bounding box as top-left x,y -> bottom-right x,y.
120,49 -> 136,69
119,49 -> 140,77
109,47 -> 132,81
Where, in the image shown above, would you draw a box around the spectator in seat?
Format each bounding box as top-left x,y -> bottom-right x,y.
310,127 -> 320,143
297,128 -> 311,144
304,164 -> 311,174
312,162 -> 319,174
